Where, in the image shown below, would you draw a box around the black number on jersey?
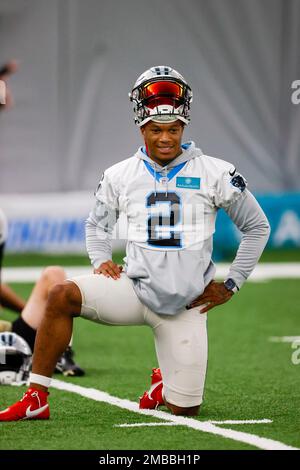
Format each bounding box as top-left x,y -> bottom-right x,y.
146,192 -> 182,247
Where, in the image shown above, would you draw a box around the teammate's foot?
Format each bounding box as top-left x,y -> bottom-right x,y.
0,388 -> 49,421
55,346 -> 85,377
139,367 -> 164,409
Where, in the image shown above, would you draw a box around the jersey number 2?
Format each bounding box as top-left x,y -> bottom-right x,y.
146,192 -> 181,247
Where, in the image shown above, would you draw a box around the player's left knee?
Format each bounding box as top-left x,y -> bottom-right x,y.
163,385 -> 203,416
166,402 -> 200,416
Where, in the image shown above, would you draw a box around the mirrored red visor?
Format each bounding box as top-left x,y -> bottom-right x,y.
140,80 -> 184,99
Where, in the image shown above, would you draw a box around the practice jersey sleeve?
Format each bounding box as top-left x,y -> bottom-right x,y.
224,189 -> 271,288
86,172 -> 120,268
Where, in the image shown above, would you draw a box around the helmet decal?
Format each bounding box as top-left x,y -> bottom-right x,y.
0,332 -> 32,385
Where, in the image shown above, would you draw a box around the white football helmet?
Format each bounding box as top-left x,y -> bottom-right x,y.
129,65 -> 193,127
0,332 -> 32,385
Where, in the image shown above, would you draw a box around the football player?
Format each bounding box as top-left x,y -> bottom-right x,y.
0,66 -> 270,421
0,208 -> 84,378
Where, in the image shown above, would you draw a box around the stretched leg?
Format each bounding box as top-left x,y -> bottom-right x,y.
31,281 -> 82,390
32,272 -> 148,385
0,273 -> 146,421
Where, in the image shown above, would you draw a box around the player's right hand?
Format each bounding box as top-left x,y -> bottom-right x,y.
94,260 -> 123,280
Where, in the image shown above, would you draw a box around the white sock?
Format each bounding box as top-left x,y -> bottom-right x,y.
29,373 -> 51,388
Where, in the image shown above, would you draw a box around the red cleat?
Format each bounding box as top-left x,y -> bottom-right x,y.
139,367 -> 164,409
0,388 -> 49,422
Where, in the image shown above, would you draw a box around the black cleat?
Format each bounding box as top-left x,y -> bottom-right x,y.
55,346 -> 85,377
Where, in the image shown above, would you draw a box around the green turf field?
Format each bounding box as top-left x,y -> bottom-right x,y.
1,270 -> 299,450
3,247 -> 300,267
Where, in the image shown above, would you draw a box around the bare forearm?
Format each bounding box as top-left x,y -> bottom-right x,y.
0,283 -> 26,313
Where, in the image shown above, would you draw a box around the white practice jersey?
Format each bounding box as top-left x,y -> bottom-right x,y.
86,142 -> 270,315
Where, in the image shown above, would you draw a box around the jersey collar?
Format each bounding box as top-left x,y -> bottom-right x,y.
143,160 -> 186,182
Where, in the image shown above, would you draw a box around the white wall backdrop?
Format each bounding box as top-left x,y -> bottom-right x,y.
0,0 -> 300,193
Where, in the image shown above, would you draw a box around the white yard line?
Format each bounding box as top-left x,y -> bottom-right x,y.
51,379 -> 297,451
269,336 -> 300,343
116,422 -> 179,427
3,263 -> 300,283
207,419 -> 272,425
115,419 -> 272,428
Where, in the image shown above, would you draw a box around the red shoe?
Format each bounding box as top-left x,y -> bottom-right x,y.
139,367 -> 164,409
0,388 -> 49,421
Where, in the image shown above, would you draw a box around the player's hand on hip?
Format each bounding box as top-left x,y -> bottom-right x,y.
187,280 -> 233,313
94,261 -> 123,280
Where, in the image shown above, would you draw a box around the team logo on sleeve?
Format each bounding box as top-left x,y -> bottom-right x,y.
230,173 -> 247,192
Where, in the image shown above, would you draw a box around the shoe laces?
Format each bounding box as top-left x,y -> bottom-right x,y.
31,391 -> 41,408
20,392 -> 29,402
20,390 -> 41,407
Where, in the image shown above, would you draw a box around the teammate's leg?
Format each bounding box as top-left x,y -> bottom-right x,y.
1,266 -> 66,349
21,266 -> 65,330
8,266 -> 84,376
10,266 -> 66,352
0,280 -> 82,421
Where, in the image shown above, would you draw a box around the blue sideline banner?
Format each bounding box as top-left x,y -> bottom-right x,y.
1,192 -> 125,253
214,192 -> 300,259
1,192 -> 92,253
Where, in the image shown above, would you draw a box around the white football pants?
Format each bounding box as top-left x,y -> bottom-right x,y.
69,272 -> 208,408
